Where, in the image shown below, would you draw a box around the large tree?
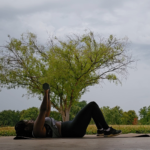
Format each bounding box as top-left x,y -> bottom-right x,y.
0,31 -> 135,121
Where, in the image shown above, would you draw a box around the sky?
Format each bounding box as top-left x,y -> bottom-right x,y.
0,0 -> 150,117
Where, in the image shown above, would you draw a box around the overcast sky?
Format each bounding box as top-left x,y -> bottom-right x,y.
0,0 -> 150,117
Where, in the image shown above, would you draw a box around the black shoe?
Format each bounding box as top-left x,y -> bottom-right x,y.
104,127 -> 122,137
97,129 -> 104,136
43,83 -> 50,93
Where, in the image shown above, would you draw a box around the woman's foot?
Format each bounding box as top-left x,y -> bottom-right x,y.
43,83 -> 50,93
97,129 -> 104,136
104,127 -> 122,137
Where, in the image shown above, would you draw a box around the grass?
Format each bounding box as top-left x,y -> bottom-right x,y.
0,127 -> 16,136
0,125 -> 150,136
86,125 -> 150,134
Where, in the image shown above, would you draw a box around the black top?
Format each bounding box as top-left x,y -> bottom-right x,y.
44,124 -> 53,137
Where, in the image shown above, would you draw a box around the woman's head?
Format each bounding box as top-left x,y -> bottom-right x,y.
15,120 -> 34,137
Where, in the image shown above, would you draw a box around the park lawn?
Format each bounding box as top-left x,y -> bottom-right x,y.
0,127 -> 16,136
1,125 -> 150,136
86,125 -> 150,134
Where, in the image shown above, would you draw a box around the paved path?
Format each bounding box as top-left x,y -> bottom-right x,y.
0,134 -> 150,150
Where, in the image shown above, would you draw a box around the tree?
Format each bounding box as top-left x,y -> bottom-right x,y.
69,100 -> 87,120
101,106 -> 111,124
132,118 -> 138,125
20,107 -> 39,120
139,106 -> 150,125
147,106 -> 150,124
0,110 -> 20,126
127,110 -> 138,125
122,110 -> 138,125
0,31 -> 135,121
121,112 -> 129,125
101,106 -> 123,125
110,106 -> 123,125
50,111 -> 62,121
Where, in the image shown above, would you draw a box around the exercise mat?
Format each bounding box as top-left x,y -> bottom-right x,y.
83,134 -> 150,138
116,133 -> 150,138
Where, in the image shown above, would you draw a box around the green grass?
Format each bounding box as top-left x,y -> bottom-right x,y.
1,125 -> 150,136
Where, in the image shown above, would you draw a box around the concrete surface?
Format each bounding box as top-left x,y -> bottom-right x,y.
0,134 -> 150,150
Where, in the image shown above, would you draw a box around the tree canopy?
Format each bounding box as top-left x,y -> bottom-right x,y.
0,110 -> 20,126
139,106 -> 150,125
0,31 -> 135,121
20,107 -> 39,121
121,110 -> 138,125
101,106 -> 138,125
101,106 -> 123,125
69,100 -> 87,120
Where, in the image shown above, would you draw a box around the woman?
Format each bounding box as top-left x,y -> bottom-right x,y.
15,83 -> 121,139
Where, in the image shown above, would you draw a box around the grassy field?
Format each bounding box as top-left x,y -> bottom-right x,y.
0,125 -> 150,136
0,127 -> 16,136
86,125 -> 150,134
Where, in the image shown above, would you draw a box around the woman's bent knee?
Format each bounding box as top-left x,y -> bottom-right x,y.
88,101 -> 97,106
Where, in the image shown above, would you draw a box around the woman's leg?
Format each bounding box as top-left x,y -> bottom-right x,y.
61,101 -> 109,137
74,101 -> 109,129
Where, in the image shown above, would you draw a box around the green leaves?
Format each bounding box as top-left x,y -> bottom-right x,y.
0,110 -> 20,126
69,100 -> 87,120
106,74 -> 117,80
122,110 -> 138,125
139,106 -> 150,125
20,107 -> 39,121
101,106 -> 138,125
0,31 -> 134,121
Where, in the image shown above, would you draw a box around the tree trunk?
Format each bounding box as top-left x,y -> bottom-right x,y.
62,108 -> 71,122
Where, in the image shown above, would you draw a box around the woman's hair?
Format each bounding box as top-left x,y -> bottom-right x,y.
15,120 -> 33,137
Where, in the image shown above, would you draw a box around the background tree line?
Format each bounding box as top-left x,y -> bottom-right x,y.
0,100 -> 149,126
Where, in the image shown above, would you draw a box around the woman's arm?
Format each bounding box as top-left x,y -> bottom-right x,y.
45,93 -> 51,117
33,90 -> 49,137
